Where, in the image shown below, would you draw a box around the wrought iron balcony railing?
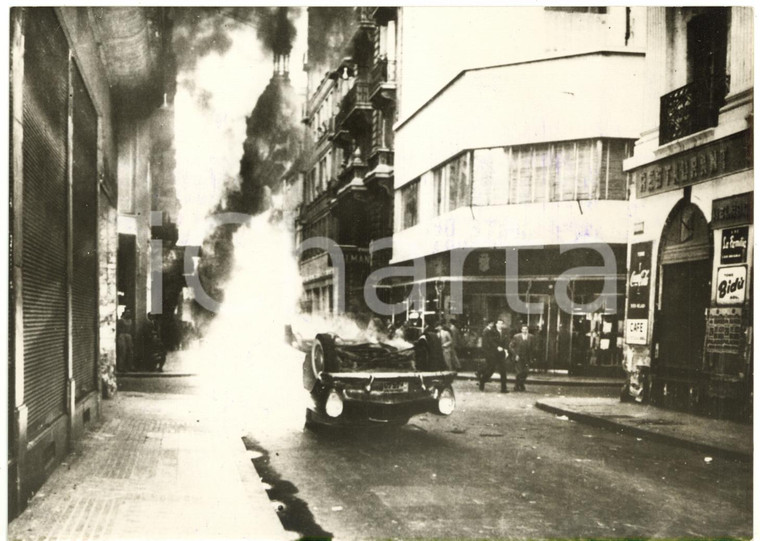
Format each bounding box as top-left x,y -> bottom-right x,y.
335,80 -> 372,133
659,74 -> 730,145
370,56 -> 397,107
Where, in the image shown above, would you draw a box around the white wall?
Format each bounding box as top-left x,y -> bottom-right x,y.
391,200 -> 629,263
398,6 -> 646,121
394,52 -> 645,188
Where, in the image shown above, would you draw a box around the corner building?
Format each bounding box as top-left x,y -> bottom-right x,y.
622,7 -> 753,420
390,7 -> 646,373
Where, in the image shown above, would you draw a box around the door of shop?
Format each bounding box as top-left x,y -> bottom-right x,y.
653,201 -> 712,409
659,260 -> 711,367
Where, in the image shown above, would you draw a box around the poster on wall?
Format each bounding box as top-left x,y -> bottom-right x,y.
627,242 -> 652,318
716,266 -> 747,305
626,242 -> 652,345
626,319 -> 648,345
720,226 -> 749,264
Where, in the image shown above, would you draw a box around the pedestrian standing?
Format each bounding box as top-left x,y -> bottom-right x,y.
509,323 -> 536,391
437,323 -> 454,370
116,308 -> 134,372
445,318 -> 462,370
479,319 -> 509,393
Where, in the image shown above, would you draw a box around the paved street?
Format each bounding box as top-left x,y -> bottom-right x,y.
241,379 -> 752,540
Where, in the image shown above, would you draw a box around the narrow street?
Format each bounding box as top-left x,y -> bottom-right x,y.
240,380 -> 752,540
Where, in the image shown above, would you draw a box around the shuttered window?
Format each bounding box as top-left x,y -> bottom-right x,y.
22,8 -> 69,437
71,61 -> 98,399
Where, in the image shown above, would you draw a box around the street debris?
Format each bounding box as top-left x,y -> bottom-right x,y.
704,457 -> 713,464
556,415 -> 570,421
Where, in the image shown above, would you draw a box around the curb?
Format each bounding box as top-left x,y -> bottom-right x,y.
232,435 -> 295,541
534,401 -> 752,463
456,374 -> 625,387
117,371 -> 198,378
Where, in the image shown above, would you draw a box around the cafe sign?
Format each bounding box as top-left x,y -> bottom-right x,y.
634,131 -> 751,198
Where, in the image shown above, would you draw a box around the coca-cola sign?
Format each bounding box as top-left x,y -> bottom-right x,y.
627,242 -> 652,320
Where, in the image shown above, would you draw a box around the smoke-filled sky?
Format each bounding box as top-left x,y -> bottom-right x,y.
172,7 -> 307,246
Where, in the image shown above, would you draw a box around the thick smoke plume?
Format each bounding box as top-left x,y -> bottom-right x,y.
306,7 -> 355,78
170,7 -> 304,323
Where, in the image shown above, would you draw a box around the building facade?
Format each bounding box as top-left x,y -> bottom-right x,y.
9,7 -> 176,517
298,7 -> 398,317
622,7 -> 753,421
389,7 -> 646,372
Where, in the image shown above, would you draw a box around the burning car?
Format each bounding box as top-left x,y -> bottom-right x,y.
301,332 -> 457,427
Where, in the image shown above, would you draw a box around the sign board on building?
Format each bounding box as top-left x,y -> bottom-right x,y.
716,266 -> 747,305
704,307 -> 744,355
720,226 -> 749,264
626,319 -> 648,345
627,242 -> 652,319
634,131 -> 751,198
712,192 -> 753,228
626,242 -> 652,345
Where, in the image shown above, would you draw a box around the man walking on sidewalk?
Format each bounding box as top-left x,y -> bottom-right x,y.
479,319 -> 509,393
509,323 -> 536,391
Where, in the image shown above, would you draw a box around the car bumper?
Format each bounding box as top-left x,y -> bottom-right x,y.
307,371 -> 457,426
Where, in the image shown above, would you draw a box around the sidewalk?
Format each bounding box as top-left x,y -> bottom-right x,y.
535,396 -> 752,462
118,349 -> 202,377
458,371 -> 625,387
7,390 -> 292,540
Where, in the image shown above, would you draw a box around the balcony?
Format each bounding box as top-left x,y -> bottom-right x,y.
335,79 -> 372,136
370,56 -> 397,108
315,116 -> 335,145
659,75 -> 730,145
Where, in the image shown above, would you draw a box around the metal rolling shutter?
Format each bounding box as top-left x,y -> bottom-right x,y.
22,8 -> 69,437
71,62 -> 98,399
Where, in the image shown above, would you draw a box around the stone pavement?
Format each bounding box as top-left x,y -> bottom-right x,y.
535,396 -> 752,462
7,390 -> 293,541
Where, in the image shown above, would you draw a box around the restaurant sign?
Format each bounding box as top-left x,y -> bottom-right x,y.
634,131 -> 750,198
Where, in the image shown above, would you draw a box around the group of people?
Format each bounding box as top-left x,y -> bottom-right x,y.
116,309 -> 167,372
478,320 -> 536,393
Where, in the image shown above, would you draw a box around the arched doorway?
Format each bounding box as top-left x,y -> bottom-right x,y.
652,200 -> 712,410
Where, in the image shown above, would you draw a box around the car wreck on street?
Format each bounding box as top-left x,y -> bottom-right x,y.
301,332 -> 457,428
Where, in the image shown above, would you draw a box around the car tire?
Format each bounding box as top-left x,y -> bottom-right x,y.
312,333 -> 338,379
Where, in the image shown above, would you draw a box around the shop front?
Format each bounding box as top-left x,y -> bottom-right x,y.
623,130 -> 753,421
388,245 -> 627,375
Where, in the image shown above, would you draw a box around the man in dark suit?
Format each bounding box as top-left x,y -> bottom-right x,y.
479,319 -> 508,393
509,323 -> 536,391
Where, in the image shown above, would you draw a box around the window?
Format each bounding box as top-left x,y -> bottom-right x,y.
448,152 -> 471,211
401,180 -> 419,229
472,138 -> 633,205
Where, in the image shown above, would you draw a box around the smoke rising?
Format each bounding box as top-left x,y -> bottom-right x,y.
306,7 -> 355,78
